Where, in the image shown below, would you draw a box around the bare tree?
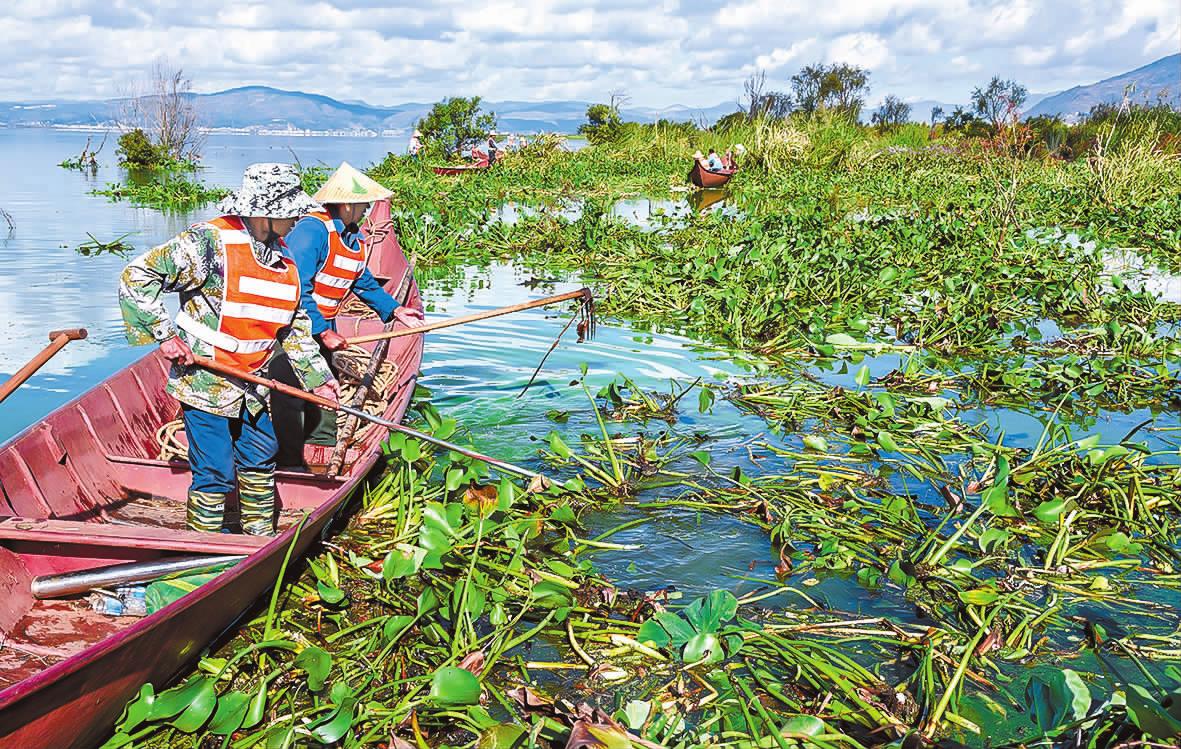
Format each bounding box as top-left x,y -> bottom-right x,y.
741,70 -> 793,120
608,89 -> 631,116
119,59 -> 204,162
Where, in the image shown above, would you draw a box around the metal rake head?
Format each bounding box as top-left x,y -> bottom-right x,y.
575,287 -> 597,343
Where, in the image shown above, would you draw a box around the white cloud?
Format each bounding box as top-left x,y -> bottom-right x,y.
0,0 -> 1171,110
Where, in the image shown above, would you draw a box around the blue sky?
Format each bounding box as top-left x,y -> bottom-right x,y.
0,0 -> 1176,108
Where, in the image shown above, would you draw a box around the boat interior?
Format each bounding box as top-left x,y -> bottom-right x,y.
0,261 -> 421,689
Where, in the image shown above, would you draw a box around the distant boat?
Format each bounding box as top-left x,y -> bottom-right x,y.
431,163 -> 490,176
432,148 -> 491,176
688,161 -> 736,188
0,209 -> 423,749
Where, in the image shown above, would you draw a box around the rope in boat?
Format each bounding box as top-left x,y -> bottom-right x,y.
155,346 -> 399,461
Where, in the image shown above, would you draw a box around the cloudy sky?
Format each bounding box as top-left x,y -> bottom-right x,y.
1,0 -> 1177,108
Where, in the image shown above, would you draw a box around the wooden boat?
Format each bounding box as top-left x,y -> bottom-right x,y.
688,161 -> 737,188
431,149 -> 491,176
0,208 -> 423,749
431,162 -> 490,176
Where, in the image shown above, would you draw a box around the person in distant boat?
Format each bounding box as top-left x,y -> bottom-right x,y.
119,163 -> 336,536
408,129 -> 423,159
487,135 -> 499,164
270,162 -> 423,466
706,149 -> 725,171
722,150 -> 735,169
692,150 -> 708,169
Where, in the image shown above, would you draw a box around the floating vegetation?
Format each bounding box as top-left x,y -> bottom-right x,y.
101,114 -> 1181,748
92,173 -> 228,210
74,232 -> 135,258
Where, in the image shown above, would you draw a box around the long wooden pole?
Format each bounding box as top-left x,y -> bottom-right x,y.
193,356 -> 549,486
0,328 -> 88,404
345,288 -> 592,346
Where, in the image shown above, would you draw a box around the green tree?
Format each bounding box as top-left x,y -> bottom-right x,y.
579,103 -> 622,144
117,128 -> 164,167
417,97 -> 497,158
971,76 -> 1028,131
871,95 -> 912,133
790,62 -> 870,119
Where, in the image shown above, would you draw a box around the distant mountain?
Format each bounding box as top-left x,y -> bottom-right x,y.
0,85 -> 733,134
1025,54 -> 1180,119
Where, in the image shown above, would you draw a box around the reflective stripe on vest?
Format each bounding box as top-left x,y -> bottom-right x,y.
308,212 -> 368,320
174,216 -> 299,373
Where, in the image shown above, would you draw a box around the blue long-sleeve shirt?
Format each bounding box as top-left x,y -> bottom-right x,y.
282,215 -> 400,336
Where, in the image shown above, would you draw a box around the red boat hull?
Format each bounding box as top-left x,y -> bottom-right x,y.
431,163 -> 490,176
688,161 -> 736,188
0,204 -> 423,749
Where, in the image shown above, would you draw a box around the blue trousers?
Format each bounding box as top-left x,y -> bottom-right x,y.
181,404 -> 278,494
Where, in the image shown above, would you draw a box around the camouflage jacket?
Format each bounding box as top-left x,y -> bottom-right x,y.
118,221 -> 333,417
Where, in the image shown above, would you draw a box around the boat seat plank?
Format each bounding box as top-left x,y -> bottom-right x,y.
0,517 -> 268,555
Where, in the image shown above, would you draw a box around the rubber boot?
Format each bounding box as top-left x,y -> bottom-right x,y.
186,490 -> 226,533
238,470 -> 277,536
305,405 -> 338,447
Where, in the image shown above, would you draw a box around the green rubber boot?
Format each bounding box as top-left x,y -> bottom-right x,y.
238,470 -> 277,536
186,490 -> 226,533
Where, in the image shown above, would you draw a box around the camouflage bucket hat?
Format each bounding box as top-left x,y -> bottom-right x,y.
216,163 -> 322,219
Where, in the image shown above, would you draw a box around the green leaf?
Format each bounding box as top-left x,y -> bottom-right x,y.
878,266 -> 899,283
854,364 -> 871,387
243,680 -> 268,730
876,430 -> 899,453
308,685 -> 357,744
399,438 -> 421,462
689,450 -> 711,467
382,546 -> 427,580
548,431 -> 573,459
683,590 -> 739,633
120,683 -> 156,732
825,332 -> 860,347
1125,684 -> 1181,739
958,587 -> 999,606
549,504 -> 577,523
1033,498 -> 1071,524
316,580 -> 346,605
168,678 -> 217,733
887,560 -> 916,588
1026,669 -> 1092,734
383,615 -> 415,644
445,467 -> 466,491
639,611 -> 697,648
149,676 -> 213,722
781,715 -> 827,736
802,435 -> 829,452
430,666 -> 482,707
682,632 -> 724,664
978,527 -> 1012,553
621,701 -> 652,731
478,724 -> 529,749
207,691 -> 250,736
698,387 -> 715,413
295,646 -> 332,692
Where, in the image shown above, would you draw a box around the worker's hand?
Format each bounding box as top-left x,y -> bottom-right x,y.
160,335 -> 195,366
312,379 -> 340,404
394,306 -> 425,328
319,330 -> 348,351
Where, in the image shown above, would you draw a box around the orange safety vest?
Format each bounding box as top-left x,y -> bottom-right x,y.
308,212 -> 368,320
175,216 -> 300,373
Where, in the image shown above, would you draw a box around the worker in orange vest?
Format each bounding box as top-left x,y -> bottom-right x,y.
271,162 -> 423,465
119,163 -> 337,535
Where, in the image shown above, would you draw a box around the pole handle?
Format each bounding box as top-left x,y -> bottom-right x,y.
48,328 -> 88,342
346,288 -> 591,346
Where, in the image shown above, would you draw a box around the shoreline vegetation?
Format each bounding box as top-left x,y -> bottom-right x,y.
98,86 -> 1181,749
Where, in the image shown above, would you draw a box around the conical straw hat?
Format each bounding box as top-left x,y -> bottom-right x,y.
313,162 -> 393,204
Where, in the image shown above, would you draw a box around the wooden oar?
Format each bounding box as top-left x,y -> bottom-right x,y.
345,288 -> 595,346
193,356 -> 551,490
0,328 -> 87,404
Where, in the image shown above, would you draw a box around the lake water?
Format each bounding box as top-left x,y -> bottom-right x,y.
3,128 -> 1179,743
